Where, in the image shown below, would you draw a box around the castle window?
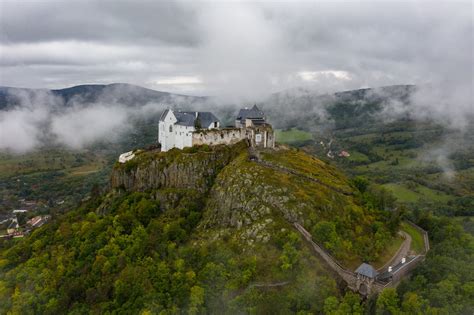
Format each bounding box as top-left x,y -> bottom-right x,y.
169,125 -> 173,132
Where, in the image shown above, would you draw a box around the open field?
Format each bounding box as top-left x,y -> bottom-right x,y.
382,183 -> 453,203
0,149 -> 107,178
275,128 -> 313,144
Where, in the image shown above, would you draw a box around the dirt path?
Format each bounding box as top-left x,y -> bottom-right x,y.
378,231 -> 412,272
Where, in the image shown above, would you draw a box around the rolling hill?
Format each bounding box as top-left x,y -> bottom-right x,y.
0,83 -> 206,110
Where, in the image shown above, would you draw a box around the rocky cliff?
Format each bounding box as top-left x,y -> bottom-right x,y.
111,142 -> 247,193
110,142 -> 398,265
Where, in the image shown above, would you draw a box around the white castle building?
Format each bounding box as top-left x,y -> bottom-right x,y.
158,109 -> 220,151
158,105 -> 275,152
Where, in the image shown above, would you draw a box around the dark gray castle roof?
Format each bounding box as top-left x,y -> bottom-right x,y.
160,109 -> 220,128
236,104 -> 265,122
194,112 -> 220,128
355,263 -> 378,278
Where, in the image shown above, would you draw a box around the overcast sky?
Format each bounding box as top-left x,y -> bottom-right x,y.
0,0 -> 472,100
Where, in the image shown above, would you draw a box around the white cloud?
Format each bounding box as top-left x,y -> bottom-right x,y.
50,104 -> 131,149
0,106 -> 46,153
154,76 -> 202,85
298,71 -> 352,82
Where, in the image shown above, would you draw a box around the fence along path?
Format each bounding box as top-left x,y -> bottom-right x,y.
294,223 -> 358,290
293,221 -> 430,295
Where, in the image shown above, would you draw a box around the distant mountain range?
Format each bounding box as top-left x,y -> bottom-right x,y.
0,83 -> 207,110
0,82 -> 421,133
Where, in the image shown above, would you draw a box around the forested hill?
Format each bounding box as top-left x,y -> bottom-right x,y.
0,142 -> 403,313
0,83 -> 206,110
261,85 -> 416,131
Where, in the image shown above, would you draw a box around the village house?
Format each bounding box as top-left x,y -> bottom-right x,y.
27,215 -> 51,228
157,105 -> 275,152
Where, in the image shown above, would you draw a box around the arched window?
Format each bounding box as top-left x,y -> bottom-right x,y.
169,125 -> 173,132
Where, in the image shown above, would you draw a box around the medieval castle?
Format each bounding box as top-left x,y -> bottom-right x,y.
158,105 -> 275,152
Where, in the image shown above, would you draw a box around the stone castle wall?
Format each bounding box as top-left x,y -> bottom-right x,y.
192,128 -> 249,147
192,127 -> 275,149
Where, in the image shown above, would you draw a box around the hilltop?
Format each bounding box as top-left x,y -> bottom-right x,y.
0,142 -> 402,313
0,83 -> 206,110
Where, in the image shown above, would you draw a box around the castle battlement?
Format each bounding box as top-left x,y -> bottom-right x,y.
158,105 -> 274,151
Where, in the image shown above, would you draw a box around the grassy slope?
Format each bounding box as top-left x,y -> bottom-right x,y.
205,147 -> 401,268
275,128 -> 313,144
382,183 -> 453,203
400,222 -> 424,254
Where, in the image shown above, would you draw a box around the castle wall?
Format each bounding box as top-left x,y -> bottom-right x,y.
192,127 -> 275,149
192,128 -> 250,146
250,125 -> 275,149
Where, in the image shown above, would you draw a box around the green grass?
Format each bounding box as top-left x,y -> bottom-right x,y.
0,149 -> 106,178
347,151 -> 370,163
275,128 -> 313,143
382,183 -> 423,203
382,183 -> 453,203
401,222 -> 424,254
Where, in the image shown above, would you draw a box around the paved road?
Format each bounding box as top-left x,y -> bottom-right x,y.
378,230 -> 412,272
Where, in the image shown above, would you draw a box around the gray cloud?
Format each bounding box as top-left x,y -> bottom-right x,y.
0,0 -> 472,155
0,1 -> 471,98
0,1 -> 198,46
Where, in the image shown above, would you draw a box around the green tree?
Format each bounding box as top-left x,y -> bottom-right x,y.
401,292 -> 426,315
339,292 -> 363,315
376,288 -> 400,315
312,221 -> 342,254
323,296 -> 339,314
189,285 -> 205,315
